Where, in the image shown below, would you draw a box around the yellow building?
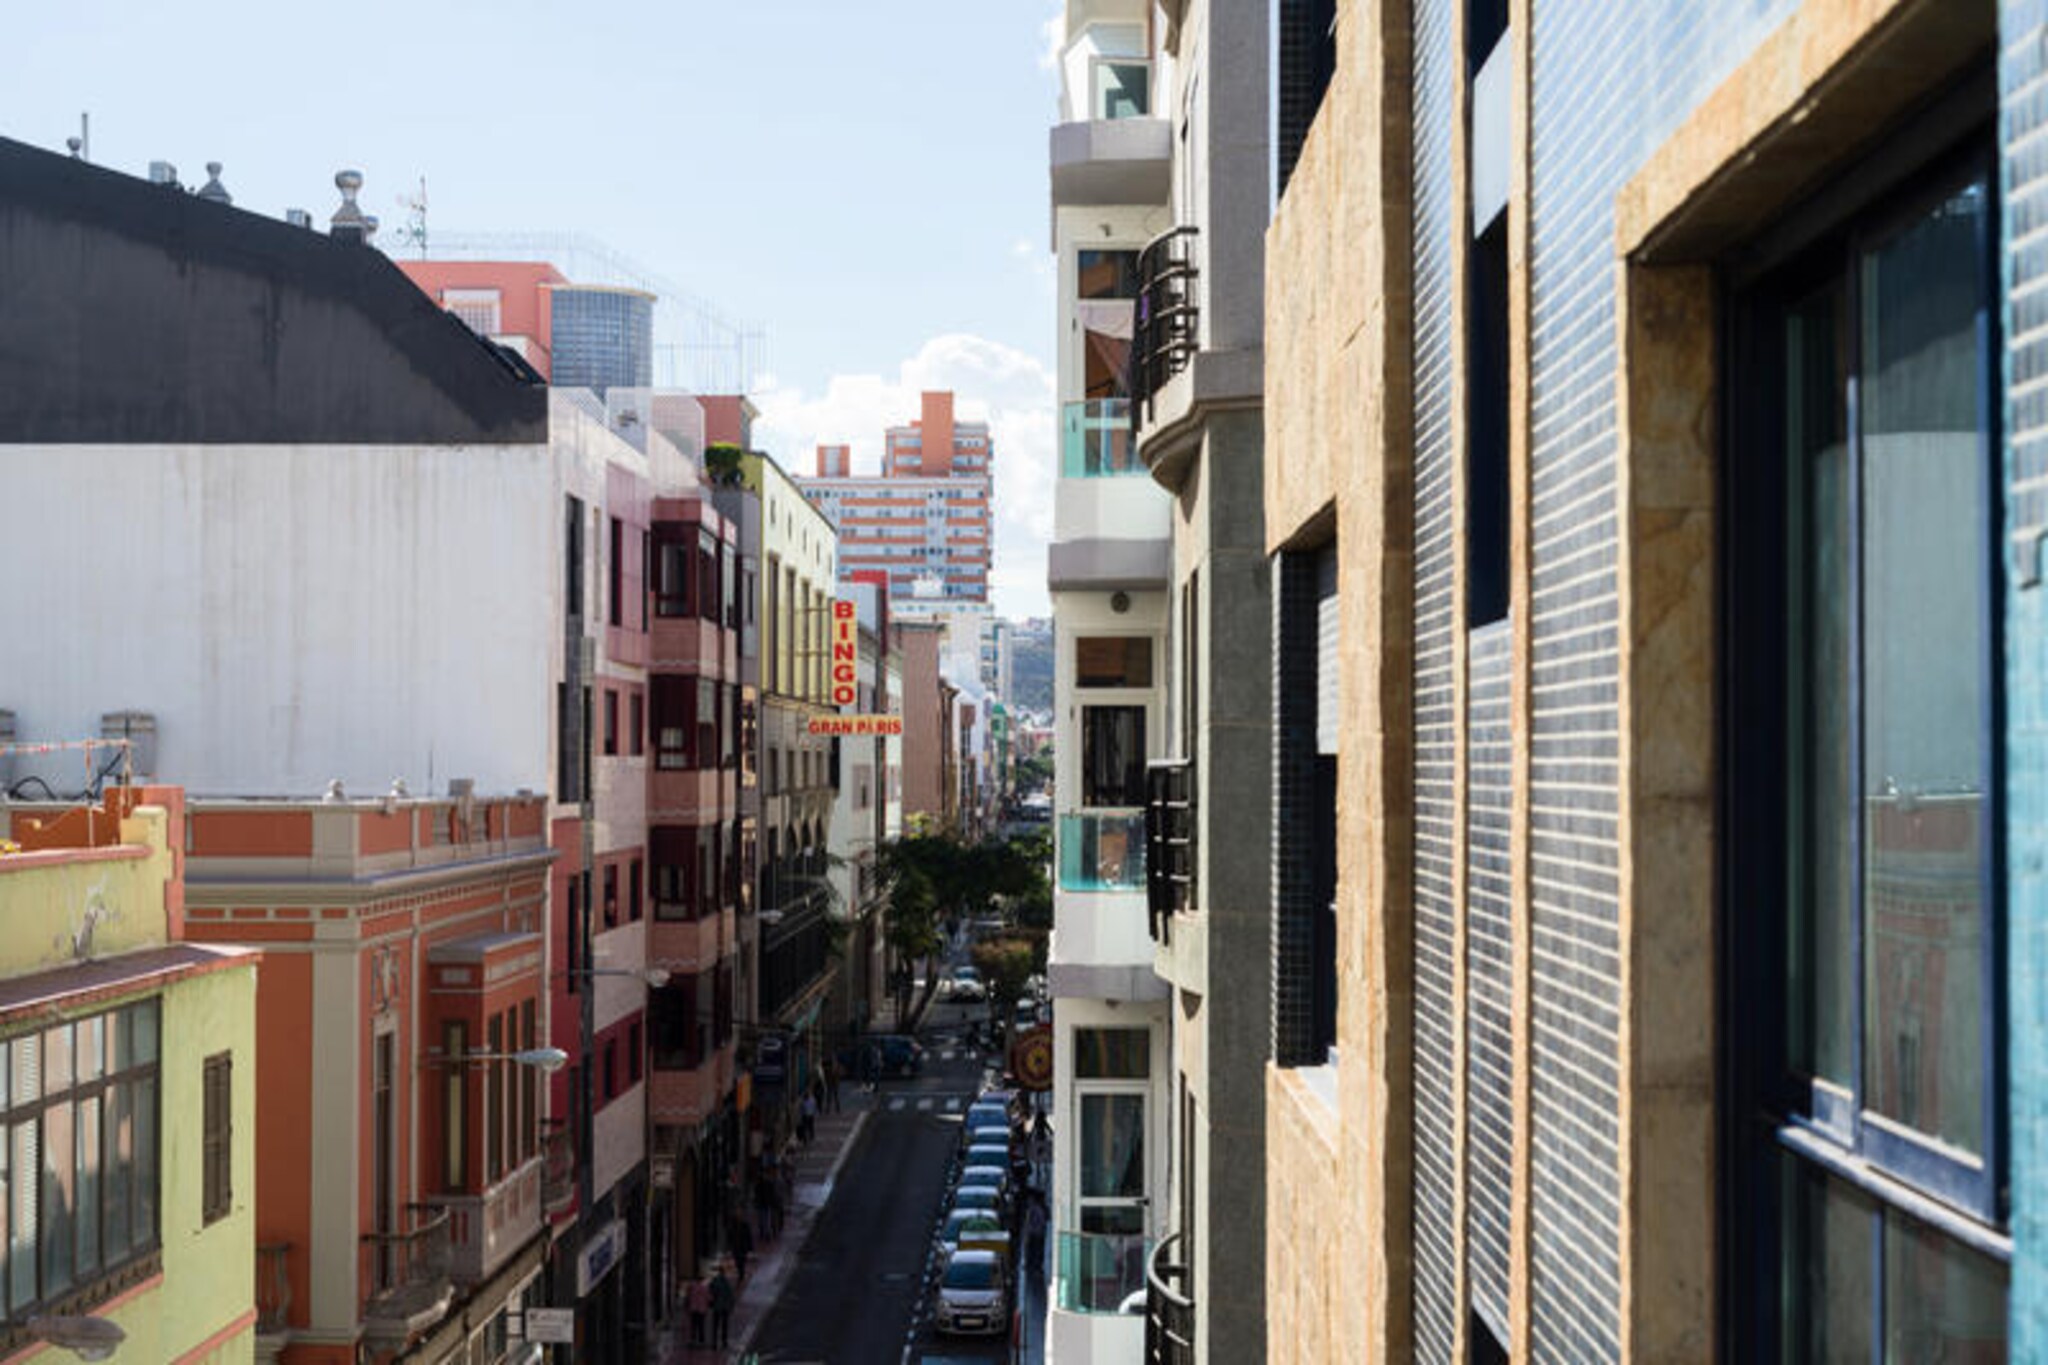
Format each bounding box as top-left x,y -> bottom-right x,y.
0,787 -> 259,1363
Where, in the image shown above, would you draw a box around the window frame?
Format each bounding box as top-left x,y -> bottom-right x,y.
1721,121 -> 2008,1358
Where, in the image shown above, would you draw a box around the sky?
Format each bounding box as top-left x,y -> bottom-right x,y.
3,0 -> 1067,617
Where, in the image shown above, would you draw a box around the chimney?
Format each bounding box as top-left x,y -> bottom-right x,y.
285,208 -> 313,229
330,169 -> 371,244
147,161 -> 179,188
196,161 -> 232,206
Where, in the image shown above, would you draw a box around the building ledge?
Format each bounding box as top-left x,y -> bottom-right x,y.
1049,117 -> 1172,230
1136,347 -> 1264,492
1047,536 -> 1172,591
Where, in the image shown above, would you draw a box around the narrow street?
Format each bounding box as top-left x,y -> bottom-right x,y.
746,990 -> 1043,1365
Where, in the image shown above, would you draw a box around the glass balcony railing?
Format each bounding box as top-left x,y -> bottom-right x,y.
1062,400 -> 1143,478
1055,1229 -> 1153,1313
1059,811 -> 1146,892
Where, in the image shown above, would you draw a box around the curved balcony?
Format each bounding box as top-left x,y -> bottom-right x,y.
360,1205 -> 454,1346
1144,1232 -> 1194,1365
1131,227 -> 1199,435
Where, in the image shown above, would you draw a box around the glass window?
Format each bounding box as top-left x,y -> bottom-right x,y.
1094,60 -> 1151,119
1080,706 -> 1146,808
1077,1093 -> 1145,1236
1074,1029 -> 1149,1079
1075,637 -> 1153,688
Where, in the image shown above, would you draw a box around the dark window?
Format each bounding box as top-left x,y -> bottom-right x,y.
608,515 -> 624,628
1470,1312 -> 1509,1365
656,535 -> 692,617
603,864 -> 619,929
1466,217 -> 1510,627
1077,249 -> 1140,301
1276,0 -> 1337,194
1074,1029 -> 1149,1079
519,1001 -> 537,1165
442,1021 -> 466,1191
201,1051 -> 231,1225
1076,636 -> 1154,688
629,859 -> 643,922
603,1038 -> 618,1102
486,1015 -> 505,1182
1467,0 -> 1508,71
629,691 -> 644,757
628,1023 -> 643,1084
700,529 -> 722,625
565,496 -> 585,619
566,876 -> 583,989
603,689 -> 619,756
1728,144 -> 2006,1355
1080,706 -> 1147,807
1272,543 -> 1339,1066
654,677 -> 698,771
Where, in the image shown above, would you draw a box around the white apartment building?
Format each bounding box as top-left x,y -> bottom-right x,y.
1043,1 -> 1177,1358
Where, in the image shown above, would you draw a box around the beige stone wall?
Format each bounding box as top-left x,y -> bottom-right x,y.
1262,0 -> 1415,1360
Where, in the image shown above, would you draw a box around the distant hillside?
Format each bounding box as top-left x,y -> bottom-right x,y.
1009,623 -> 1053,716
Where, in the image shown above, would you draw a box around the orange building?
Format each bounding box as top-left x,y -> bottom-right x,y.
179,792 -> 557,1365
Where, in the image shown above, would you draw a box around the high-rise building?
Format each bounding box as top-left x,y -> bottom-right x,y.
798,391 -> 993,602
398,262 -> 655,395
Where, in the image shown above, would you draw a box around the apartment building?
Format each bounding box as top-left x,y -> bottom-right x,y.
1097,1 -> 1278,1362
1042,1 -> 1180,1358
0,140 -> 662,1364
398,260 -> 656,395
701,445 -> 842,1154
0,788 -> 260,1364
798,391 -> 994,603
1261,0 -> 2026,1360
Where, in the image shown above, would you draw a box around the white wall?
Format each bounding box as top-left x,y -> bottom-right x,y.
0,440 -> 555,797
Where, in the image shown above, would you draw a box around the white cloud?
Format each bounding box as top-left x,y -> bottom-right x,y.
752,334 -> 1057,620
1039,0 -> 1065,72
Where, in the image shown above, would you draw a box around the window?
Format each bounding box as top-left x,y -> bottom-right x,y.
1076,637 -> 1153,688
1729,143 -> 2005,1355
1092,59 -> 1151,119
442,288 -> 500,336
1080,706 -> 1146,807
564,496 -> 585,619
2,1002 -> 161,1319
442,1022 -> 466,1190
565,876 -> 583,989
603,1038 -> 618,1102
629,692 -> 644,757
628,1023 -> 643,1085
1466,216 -> 1510,627
201,1052 -> 231,1225
518,1001 -> 537,1165
1272,543 -> 1340,1066
656,532 -> 692,617
1074,1029 -> 1149,1079
1275,0 -> 1337,194
608,516 -> 624,628
486,1015 -> 505,1183
603,864 -> 619,929
629,859 -> 643,922
1076,1092 -> 1145,1235
603,689 -> 619,757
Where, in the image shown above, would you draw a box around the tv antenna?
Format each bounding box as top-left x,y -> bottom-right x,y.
392,176 -> 429,257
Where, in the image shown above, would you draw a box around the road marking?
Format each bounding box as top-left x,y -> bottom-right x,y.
944,1097 -> 962,1112
917,1097 -> 934,1111
888,1097 -> 907,1111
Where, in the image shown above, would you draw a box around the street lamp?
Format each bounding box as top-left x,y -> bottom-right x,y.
27,1316 -> 125,1362
428,1046 -> 571,1073
573,966 -> 672,988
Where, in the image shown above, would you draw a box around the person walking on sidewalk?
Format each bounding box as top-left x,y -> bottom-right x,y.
824,1057 -> 842,1113
798,1089 -> 818,1148
727,1211 -> 753,1282
709,1265 -> 735,1350
685,1272 -> 711,1347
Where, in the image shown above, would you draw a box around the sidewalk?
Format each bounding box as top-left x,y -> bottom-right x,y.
653,1089 -> 873,1364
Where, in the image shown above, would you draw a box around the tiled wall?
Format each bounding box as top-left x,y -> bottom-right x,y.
1465,621 -> 1515,1337
1409,0 -> 1460,1357
2002,0 -> 2048,1351
1401,0 -> 1798,1358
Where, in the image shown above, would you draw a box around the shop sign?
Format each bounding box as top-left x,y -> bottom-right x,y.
523,1308 -> 575,1344
832,598 -> 859,707
576,1218 -> 627,1296
754,1033 -> 788,1088
806,714 -> 903,736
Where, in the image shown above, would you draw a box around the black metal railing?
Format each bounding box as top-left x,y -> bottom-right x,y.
1131,226 -> 1200,432
1145,1232 -> 1195,1365
1146,759 -> 1195,941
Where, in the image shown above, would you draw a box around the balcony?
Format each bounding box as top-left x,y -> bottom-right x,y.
360,1205 -> 454,1346
651,906 -> 734,975
1050,115 -> 1171,211
1145,760 -> 1195,941
431,1154 -> 544,1288
1062,400 -> 1143,478
1131,227 -> 1199,435
1059,811 -> 1146,892
650,1038 -> 736,1127
1144,1233 -> 1194,1365
1055,1229 -> 1152,1314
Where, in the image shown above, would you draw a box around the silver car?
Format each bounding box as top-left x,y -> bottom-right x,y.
933,1249 -> 1009,1336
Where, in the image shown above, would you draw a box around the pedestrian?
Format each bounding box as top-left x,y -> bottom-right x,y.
709,1264 -> 735,1349
825,1057 -> 842,1113
727,1210 -> 753,1282
798,1089 -> 818,1147
1025,1192 -> 1048,1274
754,1171 -> 777,1242
686,1272 -> 711,1346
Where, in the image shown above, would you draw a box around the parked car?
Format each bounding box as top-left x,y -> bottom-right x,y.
934,1249 -> 1010,1337
958,1164 -> 1011,1212
965,1142 -> 1012,1172
950,1185 -> 1003,1218
936,1207 -> 1007,1259
964,1120 -> 1012,1153
948,975 -> 987,1003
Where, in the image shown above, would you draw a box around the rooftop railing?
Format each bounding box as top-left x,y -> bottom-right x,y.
1055,1229 -> 1152,1314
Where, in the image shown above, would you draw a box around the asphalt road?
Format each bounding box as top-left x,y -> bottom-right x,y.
748,996 -> 1014,1365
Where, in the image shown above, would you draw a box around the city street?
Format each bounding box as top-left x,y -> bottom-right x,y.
747,992 -> 1043,1365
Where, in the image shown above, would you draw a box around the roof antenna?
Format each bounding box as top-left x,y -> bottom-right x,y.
393,175 -> 429,258
67,111 -> 89,161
